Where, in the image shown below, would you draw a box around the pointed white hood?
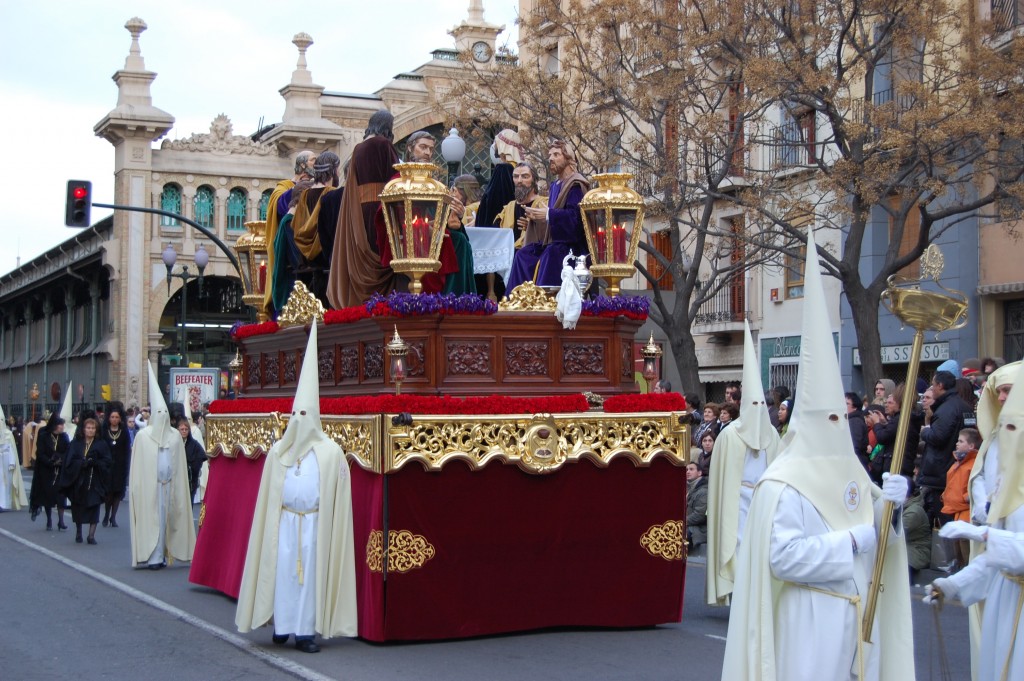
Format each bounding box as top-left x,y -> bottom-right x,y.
272,322 -> 329,466
977,360 -> 1021,438
0,401 -> 13,445
733,320 -> 777,450
762,228 -> 872,529
143,360 -> 176,448
987,363 -> 1024,523
60,382 -> 77,440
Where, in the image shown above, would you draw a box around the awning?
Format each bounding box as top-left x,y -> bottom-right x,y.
698,368 -> 743,383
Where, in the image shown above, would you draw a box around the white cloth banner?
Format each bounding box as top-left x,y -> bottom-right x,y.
464,226 -> 515,283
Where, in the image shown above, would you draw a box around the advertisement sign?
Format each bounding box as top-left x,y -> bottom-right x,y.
168,367 -> 220,415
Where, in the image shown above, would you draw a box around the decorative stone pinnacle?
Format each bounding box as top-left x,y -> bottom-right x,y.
124,17 -> 148,70
293,32 -> 313,70
468,0 -> 485,24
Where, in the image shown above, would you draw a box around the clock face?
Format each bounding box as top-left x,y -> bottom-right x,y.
472,41 -> 492,62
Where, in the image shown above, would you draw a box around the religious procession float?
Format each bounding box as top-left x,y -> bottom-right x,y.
189,166 -> 691,642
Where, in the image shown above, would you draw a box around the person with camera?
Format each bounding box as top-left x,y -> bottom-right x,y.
867,384 -> 922,485
64,417 -> 112,545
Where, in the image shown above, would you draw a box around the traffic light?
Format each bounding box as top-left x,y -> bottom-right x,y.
65,180 -> 92,227
100,384 -> 112,401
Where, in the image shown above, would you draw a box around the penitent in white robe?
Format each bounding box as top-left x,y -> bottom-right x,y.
274,454 -> 320,637
148,448 -> 173,566
948,504 -> 1024,681
738,448 -> 768,544
1,440 -> 27,510
722,482 -> 915,681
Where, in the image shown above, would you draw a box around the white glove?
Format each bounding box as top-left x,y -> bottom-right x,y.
881,473 -> 908,505
939,520 -> 987,542
971,504 -> 988,525
849,523 -> 877,555
924,577 -> 958,606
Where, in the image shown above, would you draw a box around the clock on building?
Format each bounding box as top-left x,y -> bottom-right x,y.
472,41 -> 493,63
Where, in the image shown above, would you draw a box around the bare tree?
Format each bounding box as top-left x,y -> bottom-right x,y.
450,0 -> 1024,389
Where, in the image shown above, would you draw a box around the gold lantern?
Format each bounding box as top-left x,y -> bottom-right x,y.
234,221 -> 270,321
579,173 -> 645,297
379,162 -> 453,294
641,332 -> 663,391
386,325 -> 409,396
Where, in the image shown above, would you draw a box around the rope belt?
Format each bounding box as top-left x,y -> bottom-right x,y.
789,582 -> 866,681
999,571 -> 1024,681
741,482 -> 756,489
282,504 -> 319,585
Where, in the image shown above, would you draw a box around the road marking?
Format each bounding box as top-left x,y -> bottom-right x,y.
706,634 -> 727,642
0,527 -> 337,681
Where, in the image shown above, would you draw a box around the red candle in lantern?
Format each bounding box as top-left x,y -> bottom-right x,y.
612,224 -> 627,262
258,259 -> 267,293
410,215 -> 430,258
596,227 -> 607,263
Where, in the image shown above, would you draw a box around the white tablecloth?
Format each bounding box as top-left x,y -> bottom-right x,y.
464,226 -> 515,283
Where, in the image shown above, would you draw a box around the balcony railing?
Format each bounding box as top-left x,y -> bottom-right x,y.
694,278 -> 748,326
771,119 -> 815,168
993,0 -> 1024,32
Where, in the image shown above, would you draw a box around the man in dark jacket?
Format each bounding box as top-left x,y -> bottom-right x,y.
916,370 -> 971,525
868,388 -> 923,484
846,392 -> 870,471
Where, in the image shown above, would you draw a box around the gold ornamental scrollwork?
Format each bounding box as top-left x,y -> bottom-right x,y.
366,529 -> 436,573
207,412 -> 689,473
640,520 -> 685,561
277,280 -> 325,328
499,281 -> 557,312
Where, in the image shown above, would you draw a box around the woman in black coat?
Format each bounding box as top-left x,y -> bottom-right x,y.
29,413 -> 70,531
63,418 -> 111,544
177,417 -> 207,501
101,403 -> 130,528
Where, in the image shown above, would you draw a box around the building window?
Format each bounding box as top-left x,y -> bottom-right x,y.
544,45 -> 559,76
226,188 -> 248,232
647,230 -> 674,290
258,189 -> 273,220
775,109 -> 816,167
784,245 -> 806,299
194,185 -> 215,229
888,198 -> 921,279
160,184 -> 182,227
992,0 -> 1024,33
727,81 -> 745,177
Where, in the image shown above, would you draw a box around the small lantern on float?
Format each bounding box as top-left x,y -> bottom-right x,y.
234,221 -> 271,321
229,348 -> 245,398
386,325 -> 409,396
579,173 -> 645,297
379,162 -> 453,294
641,332 -> 662,392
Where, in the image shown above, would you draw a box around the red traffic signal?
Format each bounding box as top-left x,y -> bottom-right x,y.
65,180 -> 92,227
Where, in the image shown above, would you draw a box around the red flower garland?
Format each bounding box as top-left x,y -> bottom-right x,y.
231,321 -> 280,340
324,306 -> 372,325
209,393 -> 591,416
602,392 -> 686,413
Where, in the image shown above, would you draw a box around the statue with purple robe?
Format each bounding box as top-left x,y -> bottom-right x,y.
505,140 -> 590,292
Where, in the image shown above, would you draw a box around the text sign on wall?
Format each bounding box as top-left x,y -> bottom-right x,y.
852,342 -> 949,366
168,367 -> 220,415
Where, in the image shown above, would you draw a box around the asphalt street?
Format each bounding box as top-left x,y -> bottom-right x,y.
1,470 -> 971,680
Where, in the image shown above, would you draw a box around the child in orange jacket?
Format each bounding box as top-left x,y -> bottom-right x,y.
941,427 -> 981,571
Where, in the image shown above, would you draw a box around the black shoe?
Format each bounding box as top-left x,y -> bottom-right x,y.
102,518 -> 109,527
272,634 -> 289,645
147,562 -> 167,571
75,534 -> 83,544
87,537 -> 97,545
31,508 -> 40,522
58,522 -> 68,531
109,519 -> 118,528
294,639 -> 320,653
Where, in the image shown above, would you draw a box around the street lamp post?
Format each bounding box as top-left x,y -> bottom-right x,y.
440,127 -> 466,187
162,244 -> 209,366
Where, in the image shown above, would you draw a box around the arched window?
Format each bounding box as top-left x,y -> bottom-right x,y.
194,185 -> 215,228
258,189 -> 273,220
160,184 -> 182,227
226,188 -> 248,231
